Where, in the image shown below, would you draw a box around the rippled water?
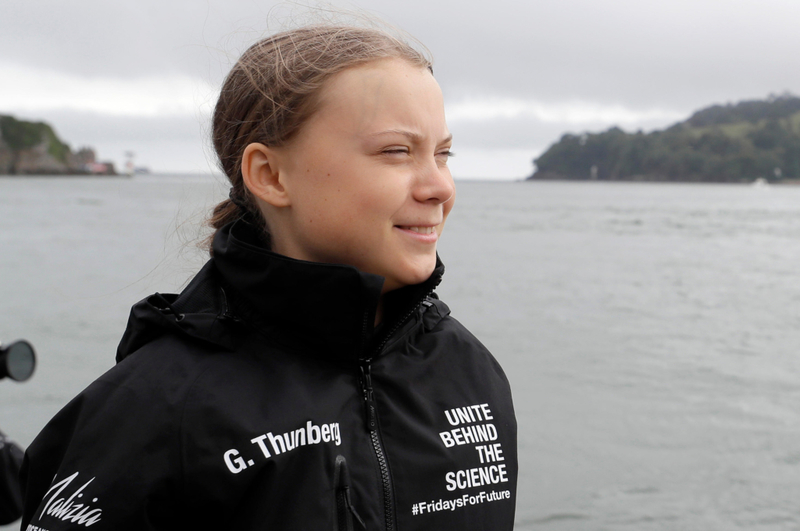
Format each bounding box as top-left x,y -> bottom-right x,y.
2,176 -> 800,530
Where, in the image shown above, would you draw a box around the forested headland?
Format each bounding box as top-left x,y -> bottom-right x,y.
529,94 -> 800,182
0,114 -> 115,175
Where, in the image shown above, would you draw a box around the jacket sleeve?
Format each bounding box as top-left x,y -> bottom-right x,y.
0,430 -> 24,525
19,371 -> 184,530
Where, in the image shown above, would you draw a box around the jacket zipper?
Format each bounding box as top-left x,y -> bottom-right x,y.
358,285 -> 438,530
359,362 -> 394,530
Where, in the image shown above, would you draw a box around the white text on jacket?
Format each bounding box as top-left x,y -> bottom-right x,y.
224,420 -> 341,474
438,403 -> 511,493
37,472 -> 102,527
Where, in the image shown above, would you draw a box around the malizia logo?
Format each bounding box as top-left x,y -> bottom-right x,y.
37,472 -> 103,527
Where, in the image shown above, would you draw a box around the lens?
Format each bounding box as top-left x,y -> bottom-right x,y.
4,341 -> 36,381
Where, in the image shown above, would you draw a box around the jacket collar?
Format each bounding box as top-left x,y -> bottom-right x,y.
212,219 -> 444,362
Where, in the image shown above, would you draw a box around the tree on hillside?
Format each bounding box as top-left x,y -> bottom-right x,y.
0,115 -> 70,174
530,94 -> 800,182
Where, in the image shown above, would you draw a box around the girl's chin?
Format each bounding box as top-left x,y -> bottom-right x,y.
381,262 -> 437,293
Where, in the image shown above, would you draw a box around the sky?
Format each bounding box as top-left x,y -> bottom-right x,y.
2,0 -> 800,179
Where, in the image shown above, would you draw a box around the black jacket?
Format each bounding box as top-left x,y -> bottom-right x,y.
21,219 -> 517,530
0,430 -> 23,525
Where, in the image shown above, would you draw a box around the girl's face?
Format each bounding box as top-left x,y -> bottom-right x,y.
268,58 -> 455,292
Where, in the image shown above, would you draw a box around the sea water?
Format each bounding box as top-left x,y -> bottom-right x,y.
1,176 -> 799,530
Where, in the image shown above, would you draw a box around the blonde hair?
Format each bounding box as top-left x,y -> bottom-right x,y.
207,24 -> 432,252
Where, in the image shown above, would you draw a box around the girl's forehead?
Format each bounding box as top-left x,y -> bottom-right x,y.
322,59 -> 438,103
311,58 -> 446,134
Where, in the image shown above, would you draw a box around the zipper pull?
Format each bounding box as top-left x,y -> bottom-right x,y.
334,455 -> 367,531
359,363 -> 377,432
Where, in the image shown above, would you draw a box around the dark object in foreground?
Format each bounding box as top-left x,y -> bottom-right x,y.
0,339 -> 34,523
0,431 -> 23,524
0,340 -> 36,382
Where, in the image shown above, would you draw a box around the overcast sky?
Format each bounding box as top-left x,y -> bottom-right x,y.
2,0 -> 799,179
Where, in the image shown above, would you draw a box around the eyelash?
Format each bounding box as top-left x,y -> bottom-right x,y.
381,149 -> 455,158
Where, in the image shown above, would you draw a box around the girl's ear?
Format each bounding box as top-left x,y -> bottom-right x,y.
241,142 -> 291,208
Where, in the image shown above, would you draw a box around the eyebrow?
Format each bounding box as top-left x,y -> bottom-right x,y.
368,130 -> 453,144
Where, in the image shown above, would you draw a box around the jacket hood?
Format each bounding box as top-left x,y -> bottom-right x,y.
115,261 -> 239,363
117,219 -> 446,363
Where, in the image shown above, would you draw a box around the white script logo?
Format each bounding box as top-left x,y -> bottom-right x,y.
39,472 -> 102,527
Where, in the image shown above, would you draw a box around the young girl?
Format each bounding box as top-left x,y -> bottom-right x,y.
21,23 -> 518,530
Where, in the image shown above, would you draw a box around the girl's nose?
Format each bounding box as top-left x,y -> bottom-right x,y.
413,158 -> 455,205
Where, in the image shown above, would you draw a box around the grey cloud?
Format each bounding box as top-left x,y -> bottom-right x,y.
12,109 -> 213,172
23,110 -> 207,145
4,0 -> 800,110
4,0 -> 800,175
448,114 -> 681,155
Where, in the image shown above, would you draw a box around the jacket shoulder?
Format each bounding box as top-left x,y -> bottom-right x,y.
21,329 -> 233,530
423,297 -> 497,358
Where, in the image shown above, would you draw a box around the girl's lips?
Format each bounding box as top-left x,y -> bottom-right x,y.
402,226 -> 435,235
395,225 -> 439,242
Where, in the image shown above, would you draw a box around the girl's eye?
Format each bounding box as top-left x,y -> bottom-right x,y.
382,147 -> 409,155
436,150 -> 455,163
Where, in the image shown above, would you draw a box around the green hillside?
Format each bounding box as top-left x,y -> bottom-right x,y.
0,115 -> 71,163
0,114 -> 75,174
0,114 -> 114,175
529,94 -> 800,182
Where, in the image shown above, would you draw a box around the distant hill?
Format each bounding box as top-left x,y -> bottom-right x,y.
0,114 -> 115,175
529,94 -> 800,182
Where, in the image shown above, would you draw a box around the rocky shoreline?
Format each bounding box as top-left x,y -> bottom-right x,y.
0,114 -> 117,175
